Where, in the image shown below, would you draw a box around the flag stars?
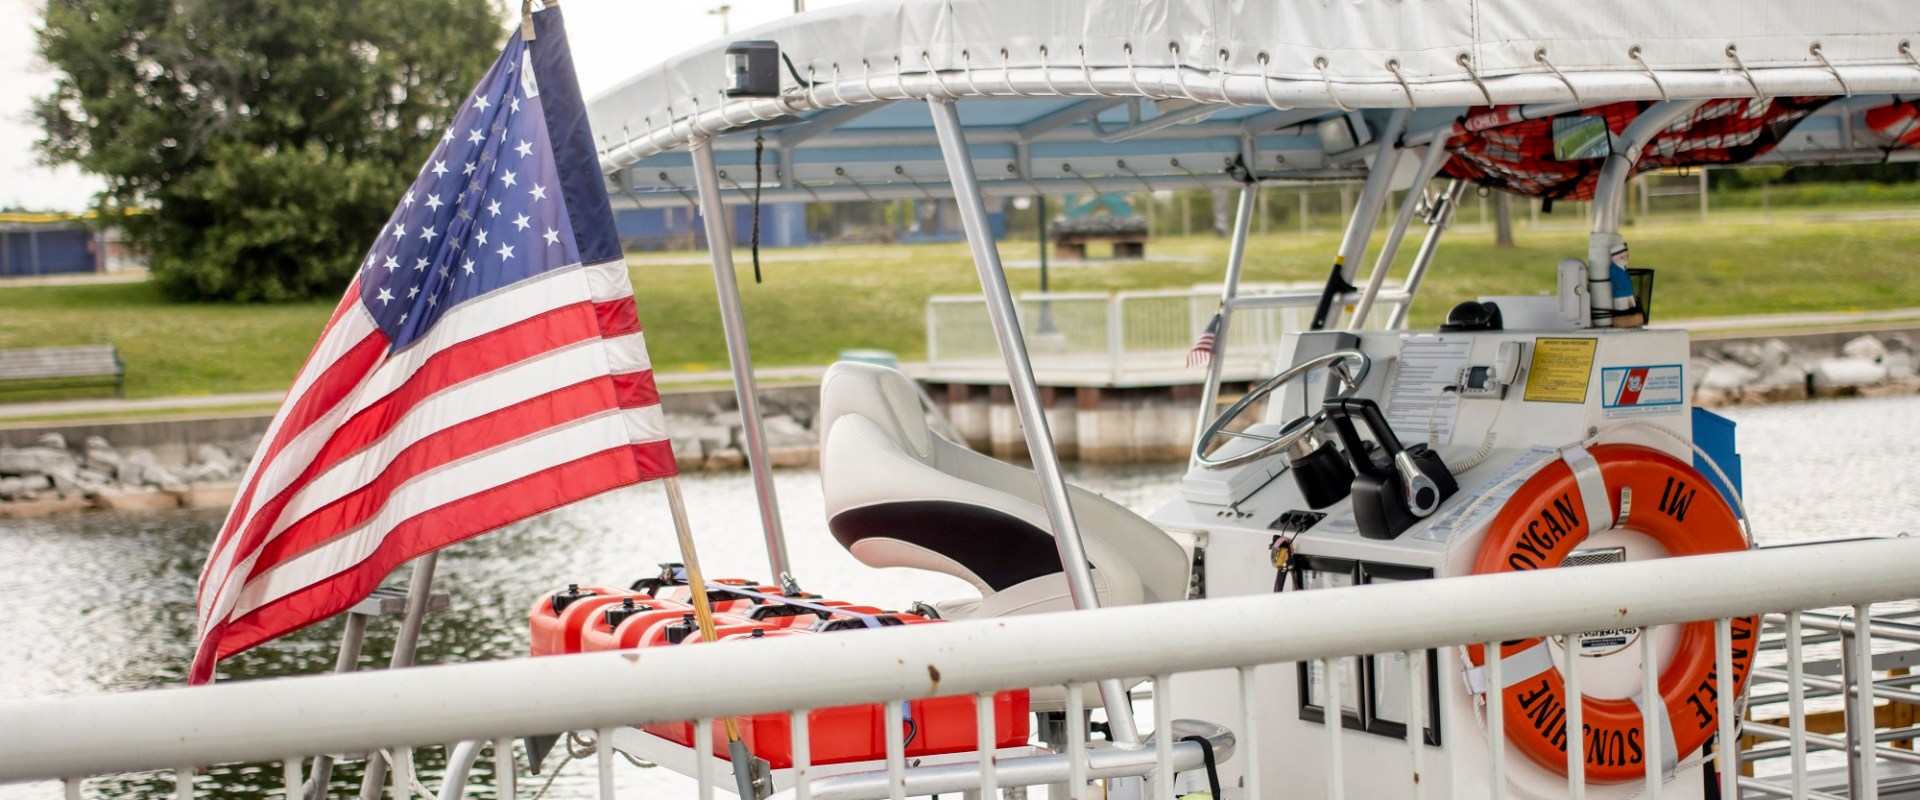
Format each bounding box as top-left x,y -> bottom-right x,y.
468,128 -> 484,145
431,160 -> 448,177
419,226 -> 439,243
514,139 -> 533,158
475,229 -> 489,246
461,258 -> 475,275
390,224 -> 406,241
376,287 -> 393,305
384,255 -> 399,272
407,285 -> 420,299
427,293 -> 438,307
497,242 -> 516,261
438,263 -> 451,279
512,213 -> 531,231
414,257 -> 429,272
474,95 -> 490,112
543,227 -> 560,246
529,183 -> 547,202
441,129 -> 454,143
510,96 -> 521,114
501,169 -> 518,188
425,194 -> 443,211
463,162 -> 476,176
487,200 -> 503,218
402,191 -> 415,208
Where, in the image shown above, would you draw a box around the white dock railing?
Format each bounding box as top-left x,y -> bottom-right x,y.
4,537 -> 1920,799
924,285 -> 1409,386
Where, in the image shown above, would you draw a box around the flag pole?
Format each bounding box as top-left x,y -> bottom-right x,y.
661,476 -> 768,798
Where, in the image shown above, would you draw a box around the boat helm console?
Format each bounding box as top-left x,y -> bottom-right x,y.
1150,291 -> 1733,799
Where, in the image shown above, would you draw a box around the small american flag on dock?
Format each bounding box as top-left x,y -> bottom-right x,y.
190,7 -> 673,684
1186,311 -> 1222,367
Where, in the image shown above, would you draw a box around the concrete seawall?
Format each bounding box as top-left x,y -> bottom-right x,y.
6,322 -> 1920,519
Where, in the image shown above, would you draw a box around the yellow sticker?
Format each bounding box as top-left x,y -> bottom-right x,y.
1524,338 -> 1599,403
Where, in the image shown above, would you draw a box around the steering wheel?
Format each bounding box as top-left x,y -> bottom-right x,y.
1193,349 -> 1372,470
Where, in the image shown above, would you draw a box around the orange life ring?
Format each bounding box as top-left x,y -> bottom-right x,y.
1466,444 -> 1757,783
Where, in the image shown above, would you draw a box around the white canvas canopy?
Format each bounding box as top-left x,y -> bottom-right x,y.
587,0 -> 1920,207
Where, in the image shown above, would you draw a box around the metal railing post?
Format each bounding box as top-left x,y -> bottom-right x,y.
1845,605 -> 1879,799
1191,187 -> 1255,467
1643,626 -> 1663,798
975,693 -> 999,799
791,710 -> 812,800
1787,612 -> 1807,799
925,95 -> 1141,744
1327,658 -> 1346,800
1566,632 -> 1586,798
1716,618 -> 1738,800
1407,650 -> 1426,800
1239,667 -> 1261,800
689,136 -> 794,588
1487,641 -> 1506,800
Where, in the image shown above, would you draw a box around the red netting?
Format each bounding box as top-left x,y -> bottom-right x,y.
1442,98 -> 1830,200
1865,100 -> 1920,148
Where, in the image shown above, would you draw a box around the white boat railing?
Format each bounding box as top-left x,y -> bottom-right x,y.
5,536 -> 1920,799
923,285 -> 1408,386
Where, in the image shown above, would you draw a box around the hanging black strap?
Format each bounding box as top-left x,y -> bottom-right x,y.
1177,735 -> 1224,800
1308,259 -> 1357,331
751,133 -> 765,284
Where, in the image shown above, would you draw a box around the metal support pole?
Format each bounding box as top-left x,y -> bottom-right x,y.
1310,110 -> 1408,330
1349,143 -> 1449,330
1190,186 -> 1256,468
358,553 -> 438,800
1384,180 -> 1467,330
689,136 -> 795,590
662,476 -> 766,800
306,612 -> 371,798
1588,100 -> 1703,326
925,96 -> 1141,744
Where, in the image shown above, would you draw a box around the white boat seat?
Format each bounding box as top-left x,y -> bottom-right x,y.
819,362 -> 1190,624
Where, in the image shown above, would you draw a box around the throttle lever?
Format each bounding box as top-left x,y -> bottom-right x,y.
1323,397 -> 1459,539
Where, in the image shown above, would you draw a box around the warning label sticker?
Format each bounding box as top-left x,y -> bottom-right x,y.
1600,364 -> 1685,416
1523,338 -> 1599,404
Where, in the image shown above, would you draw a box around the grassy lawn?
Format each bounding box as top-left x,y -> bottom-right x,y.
2,206 -> 1918,401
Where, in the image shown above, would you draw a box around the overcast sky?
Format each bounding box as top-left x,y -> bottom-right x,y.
0,0 -> 860,212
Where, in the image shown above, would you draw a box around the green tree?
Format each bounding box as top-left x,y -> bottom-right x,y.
35,0 -> 504,301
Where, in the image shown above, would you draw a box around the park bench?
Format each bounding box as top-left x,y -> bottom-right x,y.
1050,214 -> 1150,260
0,345 -> 125,397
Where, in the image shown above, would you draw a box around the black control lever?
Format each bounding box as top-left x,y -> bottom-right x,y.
1322,397 -> 1458,539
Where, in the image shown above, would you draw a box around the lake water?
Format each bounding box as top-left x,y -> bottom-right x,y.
3,394 -> 1917,797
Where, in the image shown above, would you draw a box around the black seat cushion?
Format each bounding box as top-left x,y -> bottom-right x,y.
829,500 -> 1067,592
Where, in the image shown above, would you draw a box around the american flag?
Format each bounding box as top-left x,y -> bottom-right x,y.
190,9 -> 674,684
1186,311 -> 1222,367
